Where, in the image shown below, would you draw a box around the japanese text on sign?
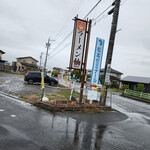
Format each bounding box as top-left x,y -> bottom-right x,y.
105,64 -> 111,85
91,38 -> 105,85
72,20 -> 86,69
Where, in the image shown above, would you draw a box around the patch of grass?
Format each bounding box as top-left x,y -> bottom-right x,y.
124,93 -> 150,101
19,94 -> 39,103
56,84 -> 66,88
109,88 -> 123,93
51,89 -> 80,100
46,95 -> 56,100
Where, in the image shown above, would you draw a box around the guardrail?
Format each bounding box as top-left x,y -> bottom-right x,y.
124,89 -> 150,101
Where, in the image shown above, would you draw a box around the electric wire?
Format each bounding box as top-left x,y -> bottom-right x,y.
49,0 -> 128,64
83,0 -> 102,19
53,0 -> 85,46
49,0 -> 103,58
94,0 -> 128,25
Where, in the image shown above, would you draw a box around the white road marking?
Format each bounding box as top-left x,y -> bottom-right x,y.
0,109 -> 4,112
11,115 -> 16,117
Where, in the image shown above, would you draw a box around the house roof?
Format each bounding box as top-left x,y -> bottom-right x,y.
110,76 -> 120,81
0,50 -> 5,54
53,67 -> 62,70
101,68 -> 123,75
17,56 -> 38,62
20,62 -> 37,68
0,60 -> 6,63
121,76 -> 150,84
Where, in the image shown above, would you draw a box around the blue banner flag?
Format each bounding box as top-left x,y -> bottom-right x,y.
91,37 -> 105,85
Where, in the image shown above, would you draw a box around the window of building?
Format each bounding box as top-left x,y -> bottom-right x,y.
32,62 -> 35,64
23,60 -> 27,63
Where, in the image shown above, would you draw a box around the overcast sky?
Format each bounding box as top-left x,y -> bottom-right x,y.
0,0 -> 150,78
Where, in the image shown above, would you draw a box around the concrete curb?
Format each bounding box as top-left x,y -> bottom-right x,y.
0,91 -> 19,99
122,94 -> 150,104
0,91 -> 36,105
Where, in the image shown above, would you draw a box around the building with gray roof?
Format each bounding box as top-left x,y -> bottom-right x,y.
121,76 -> 150,93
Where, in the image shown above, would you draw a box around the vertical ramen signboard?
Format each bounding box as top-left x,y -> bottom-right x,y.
69,17 -> 87,70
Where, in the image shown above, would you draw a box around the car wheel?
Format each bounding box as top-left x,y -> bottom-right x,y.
49,81 -> 55,86
28,79 -> 33,85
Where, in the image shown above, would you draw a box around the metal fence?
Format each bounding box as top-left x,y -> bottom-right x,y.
124,89 -> 150,100
38,86 -> 112,107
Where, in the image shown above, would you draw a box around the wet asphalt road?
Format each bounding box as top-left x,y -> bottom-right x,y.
1,92 -> 150,150
0,73 -> 150,149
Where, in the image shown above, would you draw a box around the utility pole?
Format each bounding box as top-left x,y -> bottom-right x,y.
79,19 -> 92,104
41,37 -> 55,101
39,52 -> 43,71
100,0 -> 121,106
43,38 -> 51,74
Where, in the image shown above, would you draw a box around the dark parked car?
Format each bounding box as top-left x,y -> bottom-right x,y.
24,71 -> 58,86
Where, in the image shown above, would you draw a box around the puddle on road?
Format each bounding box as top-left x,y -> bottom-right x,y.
34,112 -> 108,150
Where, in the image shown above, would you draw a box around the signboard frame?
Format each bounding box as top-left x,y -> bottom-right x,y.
69,17 -> 87,70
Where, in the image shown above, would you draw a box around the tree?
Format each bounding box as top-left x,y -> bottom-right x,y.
29,68 -> 38,71
52,71 -> 58,77
87,74 -> 91,79
122,84 -> 129,90
99,75 -> 103,84
71,70 -> 81,80
136,83 -> 145,92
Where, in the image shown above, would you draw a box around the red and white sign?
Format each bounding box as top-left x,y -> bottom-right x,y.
90,84 -> 97,88
72,20 -> 87,69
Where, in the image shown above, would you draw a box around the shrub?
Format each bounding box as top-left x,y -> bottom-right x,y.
136,83 -> 145,92
52,71 -> 58,77
87,74 -> 91,79
71,70 -> 81,80
122,84 -> 129,90
29,68 -> 38,71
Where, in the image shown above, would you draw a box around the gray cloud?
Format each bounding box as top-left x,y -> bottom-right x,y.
0,0 -> 150,77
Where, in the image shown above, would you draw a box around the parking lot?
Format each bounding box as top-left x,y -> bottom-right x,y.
0,73 -> 51,96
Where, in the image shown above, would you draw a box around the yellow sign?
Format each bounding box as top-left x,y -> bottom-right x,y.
65,76 -> 68,84
41,73 -> 44,89
101,85 -> 106,97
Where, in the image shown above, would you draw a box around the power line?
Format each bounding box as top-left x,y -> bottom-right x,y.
49,32 -> 72,56
93,0 -> 128,25
53,0 -> 99,50
120,0 -> 128,6
49,0 -> 103,58
49,3 -> 111,58
53,0 -> 86,45
49,42 -> 71,59
84,0 -> 102,19
94,4 -> 112,21
49,0 -> 128,60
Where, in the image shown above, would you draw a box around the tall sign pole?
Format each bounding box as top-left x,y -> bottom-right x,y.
100,0 -> 121,105
79,19 -> 92,104
69,17 -> 87,70
69,16 -> 92,104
